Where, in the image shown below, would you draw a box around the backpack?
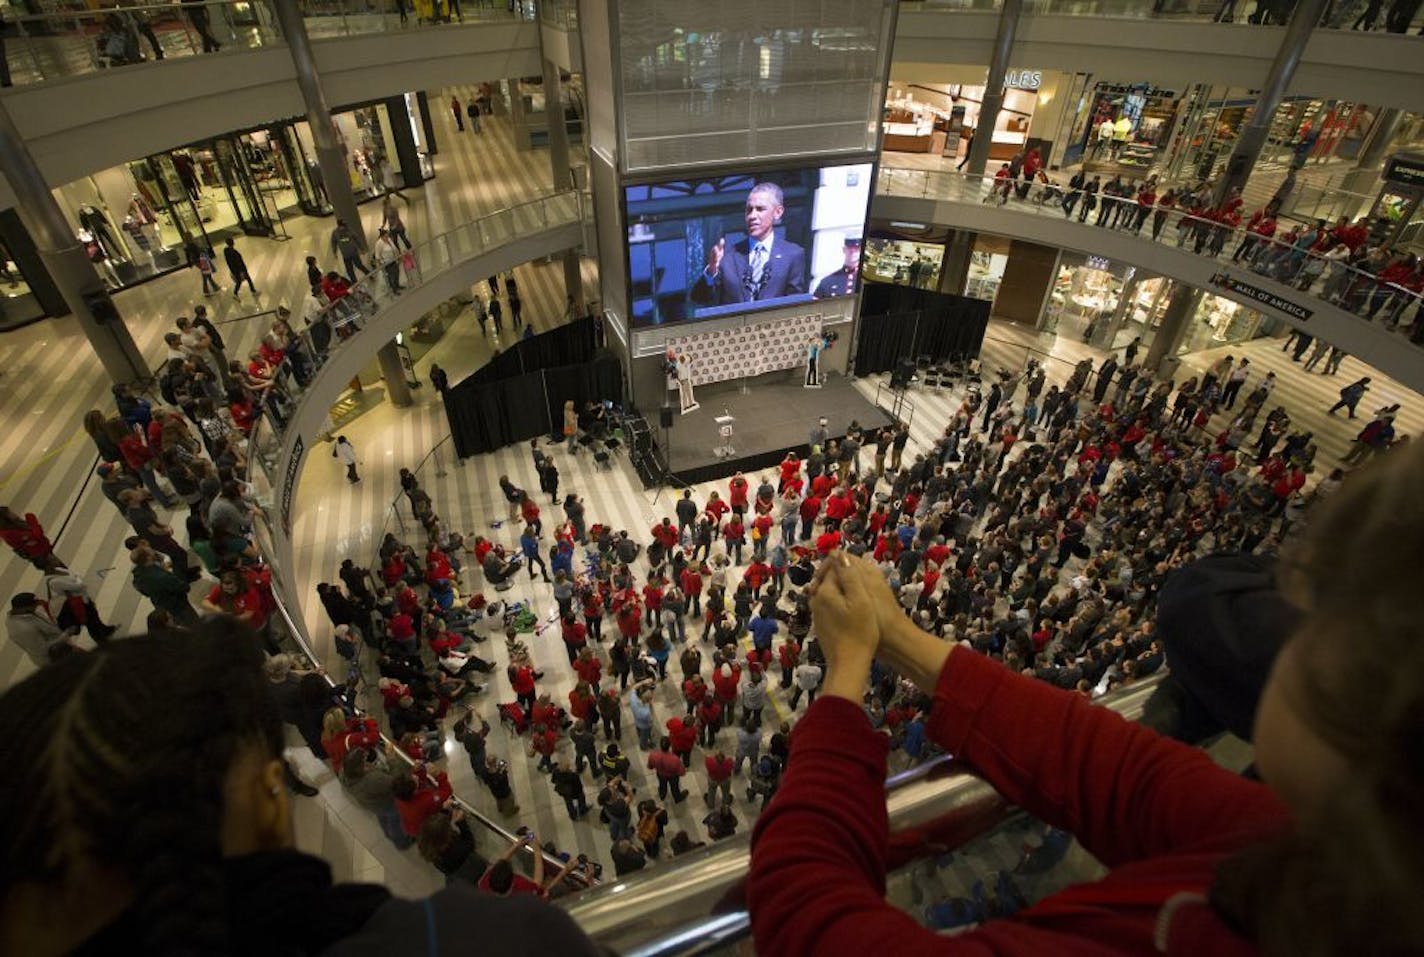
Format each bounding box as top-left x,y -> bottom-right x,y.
636,810 -> 661,845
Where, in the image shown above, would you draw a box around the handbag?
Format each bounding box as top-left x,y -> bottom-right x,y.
401,251 -> 417,272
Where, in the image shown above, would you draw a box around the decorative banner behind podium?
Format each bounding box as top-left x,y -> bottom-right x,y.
666,313 -> 823,387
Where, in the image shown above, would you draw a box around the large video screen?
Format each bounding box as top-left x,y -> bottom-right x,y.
624,162 -> 874,327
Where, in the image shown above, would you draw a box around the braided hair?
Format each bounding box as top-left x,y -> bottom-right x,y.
0,620 -> 282,955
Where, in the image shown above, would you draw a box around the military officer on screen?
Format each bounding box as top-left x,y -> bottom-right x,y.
812,234 -> 863,299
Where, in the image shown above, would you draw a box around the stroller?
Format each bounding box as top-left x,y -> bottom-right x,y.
1029,172 -> 1063,207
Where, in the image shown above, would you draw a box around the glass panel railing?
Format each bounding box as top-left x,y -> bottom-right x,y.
907,0 -> 1424,29
0,0 -> 531,88
539,0 -> 579,29
562,677 -> 1163,955
259,188 -> 581,447
2,0 -> 282,86
876,165 -> 1424,347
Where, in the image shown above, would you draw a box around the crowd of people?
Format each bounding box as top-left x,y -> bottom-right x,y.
979,152 -> 1424,344
300,328 -> 1408,888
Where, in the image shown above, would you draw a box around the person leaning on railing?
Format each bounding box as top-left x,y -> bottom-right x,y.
750,442 -> 1424,956
0,619 -> 603,956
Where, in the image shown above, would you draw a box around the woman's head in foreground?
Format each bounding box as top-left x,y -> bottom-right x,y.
1230,439 -> 1424,955
0,620 -> 286,956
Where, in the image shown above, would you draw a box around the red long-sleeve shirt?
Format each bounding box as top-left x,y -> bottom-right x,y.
749,647 -> 1288,956
396,770 -> 452,837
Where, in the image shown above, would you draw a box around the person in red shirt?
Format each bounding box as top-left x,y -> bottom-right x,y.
712,660 -> 742,725
478,833 -> 547,897
704,491 -> 730,525
568,682 -> 597,726
321,715 -> 380,773
641,577 -> 665,628
744,559 -> 771,598
0,508 -> 58,564
696,695 -> 724,748
393,764 -> 453,837
777,453 -> 802,492
647,739 -> 688,802
615,598 -> 642,641
798,494 -> 822,542
810,472 -> 835,500
680,563 -> 704,618
704,748 -> 734,806
424,545 -> 453,587
650,518 -> 679,555
582,586 -> 605,643
666,714 -> 697,766
728,473 -> 750,514
723,516 -> 746,566
530,722 -> 558,772
776,639 -> 801,689
560,613 -> 588,664
683,673 -> 708,713
815,527 -> 842,556
573,646 -> 603,691
749,553 -> 1296,956
520,494 -> 542,536
201,571 -> 269,636
509,663 -> 537,713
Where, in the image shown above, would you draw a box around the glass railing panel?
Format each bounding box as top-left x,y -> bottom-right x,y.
874,165 -> 1424,348
908,0 -> 1424,27
539,0 -> 579,28
0,0 -> 532,87
2,0 -> 282,86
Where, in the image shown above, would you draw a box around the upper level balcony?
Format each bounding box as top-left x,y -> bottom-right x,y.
872,165 -> 1424,391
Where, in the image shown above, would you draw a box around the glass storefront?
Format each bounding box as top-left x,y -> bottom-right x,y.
45,95 -> 434,294
883,81 -> 1041,163
1062,80 -> 1182,174
967,235 -> 1010,304
1177,293 -> 1270,355
0,236 -> 44,328
863,238 -> 943,288
1043,252 -> 1126,340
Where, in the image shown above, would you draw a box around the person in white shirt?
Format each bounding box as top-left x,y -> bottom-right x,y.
333,435 -> 360,483
374,229 -> 403,296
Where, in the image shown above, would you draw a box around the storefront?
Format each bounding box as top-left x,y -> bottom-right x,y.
967,234 -> 1011,303
1061,79 -> 1182,175
1176,292 -> 1273,356
42,95 -> 434,295
882,78 -> 1043,163
863,237 -> 944,288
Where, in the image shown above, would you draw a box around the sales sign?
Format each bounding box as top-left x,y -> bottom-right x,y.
1209,272 -> 1314,322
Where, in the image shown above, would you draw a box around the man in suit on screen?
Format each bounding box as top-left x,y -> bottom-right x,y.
691,182 -> 807,307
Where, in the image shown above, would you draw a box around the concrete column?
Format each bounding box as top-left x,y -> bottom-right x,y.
272,0 -> 411,408
540,56 -> 584,313
508,78 -> 530,149
271,0 -> 364,242
965,0 -> 1023,177
0,99 -> 147,384
1100,268 -> 1139,347
938,230 -> 974,296
1212,0 -> 1329,205
1144,282 -> 1200,374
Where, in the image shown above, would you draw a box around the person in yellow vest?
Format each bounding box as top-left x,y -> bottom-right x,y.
1112,115 -> 1133,158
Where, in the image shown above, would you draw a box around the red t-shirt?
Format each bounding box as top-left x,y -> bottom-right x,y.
477,870 -> 543,897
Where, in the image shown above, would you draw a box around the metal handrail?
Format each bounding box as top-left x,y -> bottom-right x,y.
0,0 -> 527,87
559,672 -> 1165,955
905,0 -> 1424,30
876,165 -> 1424,336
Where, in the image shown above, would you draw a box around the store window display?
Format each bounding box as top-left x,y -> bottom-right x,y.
863,238 -> 943,289
1178,294 -> 1274,355
0,238 -> 44,329
966,235 -> 1010,304
1044,254 -> 1126,341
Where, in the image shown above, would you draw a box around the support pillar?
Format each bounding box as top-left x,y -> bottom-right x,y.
938,231 -> 974,296
0,99 -> 146,384
273,0 -> 411,407
541,55 -> 584,313
964,0 -> 1023,177
1212,0 -> 1328,205
1144,282 -> 1200,375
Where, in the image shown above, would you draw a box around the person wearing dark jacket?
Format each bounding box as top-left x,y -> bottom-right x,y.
223,236 -> 258,301
0,623 -> 602,956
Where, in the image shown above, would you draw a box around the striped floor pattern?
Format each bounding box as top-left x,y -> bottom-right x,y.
3,92 -> 1421,895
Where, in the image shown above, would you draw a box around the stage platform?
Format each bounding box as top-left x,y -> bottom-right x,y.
651,370 -> 894,486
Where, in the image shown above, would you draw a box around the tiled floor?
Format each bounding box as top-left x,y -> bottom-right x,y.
4,100 -> 1423,897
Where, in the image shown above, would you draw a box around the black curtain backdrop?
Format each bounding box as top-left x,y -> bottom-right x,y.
464,316 -> 599,386
445,352 -> 623,458
854,284 -> 989,375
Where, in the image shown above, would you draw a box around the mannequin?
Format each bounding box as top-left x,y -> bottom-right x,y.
306,160 -> 328,206
122,215 -> 156,267
77,204 -> 123,261
79,229 -> 122,287
128,193 -> 164,252
675,352 -> 698,413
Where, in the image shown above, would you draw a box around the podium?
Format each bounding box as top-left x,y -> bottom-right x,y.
713,413 -> 736,459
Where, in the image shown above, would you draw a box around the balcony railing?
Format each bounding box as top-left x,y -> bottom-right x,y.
904,0 -> 1424,30
0,0 -> 531,88
877,165 -> 1424,346
245,187 -> 583,464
